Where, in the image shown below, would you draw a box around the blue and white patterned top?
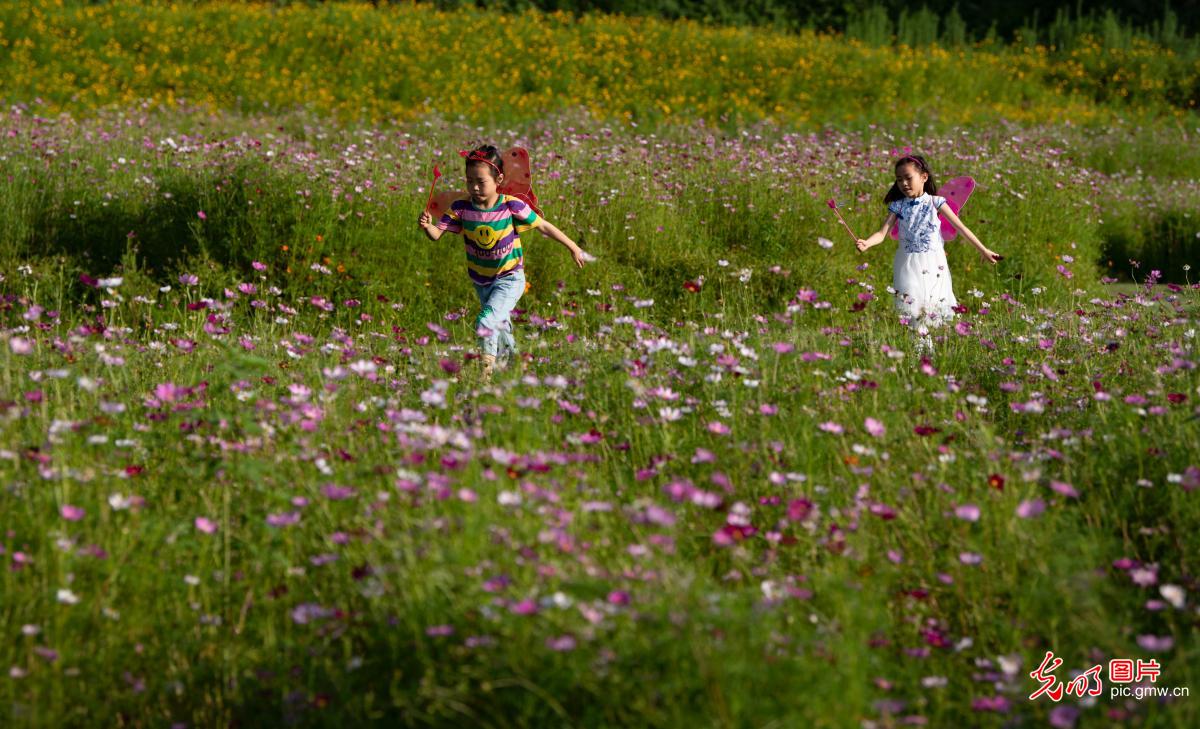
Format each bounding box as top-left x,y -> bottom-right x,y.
888,193 -> 947,254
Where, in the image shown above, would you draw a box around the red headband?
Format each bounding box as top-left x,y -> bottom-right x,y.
459,149 -> 501,175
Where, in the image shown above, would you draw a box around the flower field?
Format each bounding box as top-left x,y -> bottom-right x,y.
2,2 -> 1200,728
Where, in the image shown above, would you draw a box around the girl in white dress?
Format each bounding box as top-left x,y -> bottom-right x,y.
856,155 -> 1000,330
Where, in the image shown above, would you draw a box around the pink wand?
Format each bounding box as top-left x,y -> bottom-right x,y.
423,164 -> 442,213
826,198 -> 859,242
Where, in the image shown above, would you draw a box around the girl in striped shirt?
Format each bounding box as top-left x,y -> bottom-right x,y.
418,145 -> 586,379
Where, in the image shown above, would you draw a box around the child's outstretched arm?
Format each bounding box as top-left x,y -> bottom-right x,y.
937,205 -> 1001,264
856,213 -> 897,253
534,219 -> 587,268
417,210 -> 445,241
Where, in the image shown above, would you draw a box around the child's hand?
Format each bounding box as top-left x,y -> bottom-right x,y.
855,238 -> 871,253
979,248 -> 1003,264
571,247 -> 589,268
417,211 -> 433,227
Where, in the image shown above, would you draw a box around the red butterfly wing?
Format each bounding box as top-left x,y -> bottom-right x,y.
497,147 -> 543,216
427,148 -> 544,217
426,190 -> 467,217
497,148 -> 531,195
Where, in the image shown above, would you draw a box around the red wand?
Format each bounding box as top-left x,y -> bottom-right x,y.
424,164 -> 442,213
826,198 -> 859,242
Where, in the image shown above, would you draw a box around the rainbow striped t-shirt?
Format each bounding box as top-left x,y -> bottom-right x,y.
436,195 -> 541,286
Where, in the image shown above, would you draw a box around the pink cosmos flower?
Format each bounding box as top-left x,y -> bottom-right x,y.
954,504 -> 981,522
707,421 -> 731,436
1016,499 -> 1046,519
786,499 -> 813,522
691,448 -> 716,464
869,503 -> 897,520
195,517 -> 218,534
1049,480 -> 1079,498
642,505 -> 676,527
546,635 -> 577,651
1129,566 -> 1158,587
971,695 -> 1010,713
321,484 -> 355,501
1136,634 -> 1174,652
266,511 -> 301,527
154,382 -> 183,403
291,603 -> 332,625
60,505 -> 85,522
510,599 -> 538,615
864,417 -> 886,438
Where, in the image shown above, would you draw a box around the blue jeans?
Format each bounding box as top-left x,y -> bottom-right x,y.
473,270 -> 524,358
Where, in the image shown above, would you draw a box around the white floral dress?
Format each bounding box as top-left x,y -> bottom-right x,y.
888,193 -> 957,325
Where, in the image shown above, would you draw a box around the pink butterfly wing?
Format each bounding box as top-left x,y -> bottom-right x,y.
887,176 -> 975,241
936,176 -> 975,241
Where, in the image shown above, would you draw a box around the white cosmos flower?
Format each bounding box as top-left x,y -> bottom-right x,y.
1160,584 -> 1186,609
108,493 -> 132,510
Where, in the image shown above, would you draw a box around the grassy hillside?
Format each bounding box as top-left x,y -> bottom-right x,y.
0,1 -> 1196,127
